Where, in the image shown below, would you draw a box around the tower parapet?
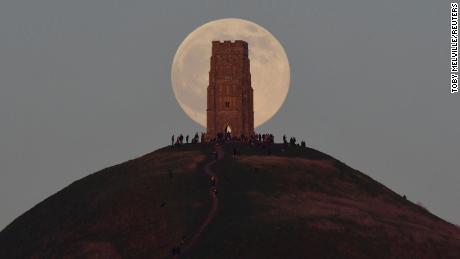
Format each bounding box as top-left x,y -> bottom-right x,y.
211,40 -> 249,55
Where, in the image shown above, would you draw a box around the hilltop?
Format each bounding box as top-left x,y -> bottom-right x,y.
1,142 -> 459,259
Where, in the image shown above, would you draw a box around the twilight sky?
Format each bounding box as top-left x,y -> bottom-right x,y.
0,0 -> 459,230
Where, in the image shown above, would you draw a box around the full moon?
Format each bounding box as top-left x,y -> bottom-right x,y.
171,18 -> 290,128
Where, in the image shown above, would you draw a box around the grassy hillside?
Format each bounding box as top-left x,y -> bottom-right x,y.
1,142 -> 459,259
0,144 -> 213,258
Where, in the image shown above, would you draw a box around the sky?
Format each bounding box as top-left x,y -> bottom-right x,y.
0,0 -> 458,230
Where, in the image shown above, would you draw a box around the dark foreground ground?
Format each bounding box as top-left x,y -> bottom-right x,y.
1,142 -> 459,259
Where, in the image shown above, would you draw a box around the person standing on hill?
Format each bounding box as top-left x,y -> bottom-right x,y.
171,135 -> 175,146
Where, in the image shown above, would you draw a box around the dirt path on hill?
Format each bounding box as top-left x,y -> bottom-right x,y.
177,144 -> 223,257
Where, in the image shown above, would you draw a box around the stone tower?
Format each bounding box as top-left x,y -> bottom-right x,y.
206,40 -> 254,139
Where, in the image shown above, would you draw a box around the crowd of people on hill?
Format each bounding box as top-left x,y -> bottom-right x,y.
170,132 -> 307,151
170,132 -> 277,145
282,134 -> 307,149
171,133 -> 206,146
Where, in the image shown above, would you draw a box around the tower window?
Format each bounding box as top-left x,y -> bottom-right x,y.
225,101 -> 230,108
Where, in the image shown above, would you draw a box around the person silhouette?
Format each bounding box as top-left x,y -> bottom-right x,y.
212,177 -> 216,186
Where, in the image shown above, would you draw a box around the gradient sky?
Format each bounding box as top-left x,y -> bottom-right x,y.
1,0 -> 458,230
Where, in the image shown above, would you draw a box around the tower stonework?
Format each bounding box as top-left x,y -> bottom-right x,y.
206,40 -> 254,139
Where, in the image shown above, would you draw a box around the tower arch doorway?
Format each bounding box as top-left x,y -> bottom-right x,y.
224,124 -> 232,141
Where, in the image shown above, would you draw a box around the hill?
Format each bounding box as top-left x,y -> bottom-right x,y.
1,142 -> 459,258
